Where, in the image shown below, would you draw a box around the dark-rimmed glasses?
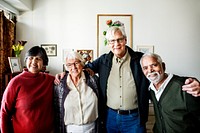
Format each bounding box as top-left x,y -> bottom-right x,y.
66,61 -> 81,68
108,37 -> 125,44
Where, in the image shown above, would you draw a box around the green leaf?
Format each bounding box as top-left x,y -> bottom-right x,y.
113,24 -> 120,26
104,39 -> 107,46
103,31 -> 107,35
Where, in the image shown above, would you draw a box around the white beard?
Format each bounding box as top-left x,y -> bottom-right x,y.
147,71 -> 164,84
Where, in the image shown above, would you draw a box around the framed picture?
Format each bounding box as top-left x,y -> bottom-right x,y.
97,14 -> 133,57
62,49 -> 75,64
8,57 -> 22,73
63,64 -> 66,72
136,45 -> 154,53
41,44 -> 57,56
77,49 -> 93,62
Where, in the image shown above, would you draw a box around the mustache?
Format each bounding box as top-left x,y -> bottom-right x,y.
147,72 -> 158,77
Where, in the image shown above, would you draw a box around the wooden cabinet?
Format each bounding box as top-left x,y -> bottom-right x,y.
1,73 -> 21,102
4,72 -> 21,87
146,103 -> 155,133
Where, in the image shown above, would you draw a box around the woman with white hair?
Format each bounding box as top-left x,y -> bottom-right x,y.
54,51 -> 99,133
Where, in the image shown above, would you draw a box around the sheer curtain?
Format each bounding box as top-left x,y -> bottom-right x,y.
0,11 -> 16,102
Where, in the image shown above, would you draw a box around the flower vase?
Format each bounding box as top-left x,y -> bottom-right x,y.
15,51 -> 21,57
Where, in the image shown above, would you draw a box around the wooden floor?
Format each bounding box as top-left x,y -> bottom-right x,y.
146,103 -> 155,133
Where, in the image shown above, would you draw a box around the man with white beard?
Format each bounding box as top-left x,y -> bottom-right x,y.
140,52 -> 200,133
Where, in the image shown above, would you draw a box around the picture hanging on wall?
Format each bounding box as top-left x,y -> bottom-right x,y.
136,45 -> 154,53
77,49 -> 93,63
97,14 -> 133,57
41,44 -> 57,56
62,49 -> 75,64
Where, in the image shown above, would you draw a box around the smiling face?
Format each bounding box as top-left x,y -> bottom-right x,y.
66,58 -> 83,78
25,46 -> 49,74
108,30 -> 127,58
26,56 -> 44,74
141,55 -> 165,84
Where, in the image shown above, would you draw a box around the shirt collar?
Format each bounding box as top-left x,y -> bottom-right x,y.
149,73 -> 173,92
67,71 -> 86,86
114,49 -> 128,64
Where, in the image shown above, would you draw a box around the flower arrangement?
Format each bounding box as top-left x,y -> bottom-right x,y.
103,20 -> 124,46
12,40 -> 27,57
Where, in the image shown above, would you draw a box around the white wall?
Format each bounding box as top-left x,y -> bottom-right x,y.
16,0 -> 200,80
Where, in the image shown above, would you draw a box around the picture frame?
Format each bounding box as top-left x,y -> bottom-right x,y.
77,49 -> 93,62
41,44 -> 57,56
136,45 -> 154,53
63,64 -> 66,72
62,49 -> 75,64
97,14 -> 133,57
8,57 -> 22,73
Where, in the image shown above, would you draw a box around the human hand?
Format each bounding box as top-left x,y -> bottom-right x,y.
84,68 -> 95,76
54,72 -> 66,85
182,78 -> 200,97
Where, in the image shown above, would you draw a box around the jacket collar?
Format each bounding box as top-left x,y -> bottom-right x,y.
107,45 -> 140,60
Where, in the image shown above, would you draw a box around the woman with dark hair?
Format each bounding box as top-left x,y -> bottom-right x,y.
0,46 -> 55,133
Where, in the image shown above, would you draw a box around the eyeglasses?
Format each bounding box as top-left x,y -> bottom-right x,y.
108,37 -> 125,44
66,61 -> 81,68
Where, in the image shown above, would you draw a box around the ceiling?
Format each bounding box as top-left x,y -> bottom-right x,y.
4,0 -> 30,11
0,0 -> 32,14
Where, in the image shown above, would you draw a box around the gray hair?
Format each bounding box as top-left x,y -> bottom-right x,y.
65,51 -> 85,67
140,52 -> 163,66
105,26 -> 127,40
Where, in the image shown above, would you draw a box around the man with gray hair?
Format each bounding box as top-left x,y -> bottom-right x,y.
140,52 -> 200,133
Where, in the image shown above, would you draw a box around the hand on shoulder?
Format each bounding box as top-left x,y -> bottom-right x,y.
182,78 -> 200,97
